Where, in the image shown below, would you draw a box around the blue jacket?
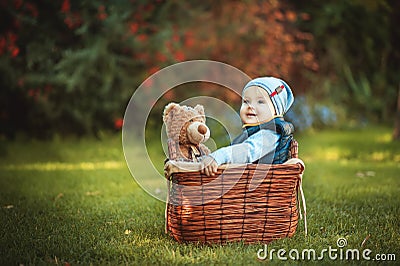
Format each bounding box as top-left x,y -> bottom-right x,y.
231,117 -> 294,164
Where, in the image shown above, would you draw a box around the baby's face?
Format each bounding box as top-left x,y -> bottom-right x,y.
240,86 -> 275,125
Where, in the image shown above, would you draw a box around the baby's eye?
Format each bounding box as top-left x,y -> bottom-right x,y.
258,99 -> 265,104
242,99 -> 249,104
189,119 -> 194,122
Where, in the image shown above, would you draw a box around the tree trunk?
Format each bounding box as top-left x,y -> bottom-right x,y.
393,85 -> 400,141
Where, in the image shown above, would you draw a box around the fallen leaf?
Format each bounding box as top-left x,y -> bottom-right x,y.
361,234 -> 371,247
3,205 -> 14,209
124,229 -> 132,235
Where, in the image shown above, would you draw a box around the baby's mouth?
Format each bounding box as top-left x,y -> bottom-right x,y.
247,113 -> 257,118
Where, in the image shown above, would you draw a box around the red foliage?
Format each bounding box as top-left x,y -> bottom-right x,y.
28,89 -> 36,98
9,46 -> 19,57
156,52 -> 167,63
60,0 -> 82,29
4,0 -> 316,104
125,1 -> 317,101
163,90 -> 175,101
64,12 -> 82,29
143,78 -> 153,88
137,34 -> 148,42
26,85 -> 53,101
148,66 -> 160,75
61,0 -> 70,13
174,1 -> 318,88
173,51 -> 185,62
129,23 -> 139,34
7,32 -> 17,43
114,118 -> 124,130
97,5 -> 107,21
0,32 -> 20,57
184,31 -> 195,48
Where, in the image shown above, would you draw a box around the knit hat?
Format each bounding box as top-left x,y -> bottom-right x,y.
242,77 -> 294,116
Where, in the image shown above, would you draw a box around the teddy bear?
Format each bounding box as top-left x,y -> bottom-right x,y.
163,102 -> 211,162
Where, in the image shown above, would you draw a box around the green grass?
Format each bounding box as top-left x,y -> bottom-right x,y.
0,126 -> 399,265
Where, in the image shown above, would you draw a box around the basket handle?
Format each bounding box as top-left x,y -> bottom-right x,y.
284,158 -> 305,170
284,158 -> 307,236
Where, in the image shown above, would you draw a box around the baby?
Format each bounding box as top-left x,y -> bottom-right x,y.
201,76 -> 295,176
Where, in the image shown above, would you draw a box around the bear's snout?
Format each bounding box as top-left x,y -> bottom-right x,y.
187,121 -> 210,144
198,124 -> 207,135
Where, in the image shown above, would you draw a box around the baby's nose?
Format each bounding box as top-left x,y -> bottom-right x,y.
198,124 -> 207,135
248,104 -> 255,110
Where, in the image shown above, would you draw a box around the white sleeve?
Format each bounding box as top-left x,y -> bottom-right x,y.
209,130 -> 280,165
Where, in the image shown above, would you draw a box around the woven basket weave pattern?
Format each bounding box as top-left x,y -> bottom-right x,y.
165,140 -> 303,244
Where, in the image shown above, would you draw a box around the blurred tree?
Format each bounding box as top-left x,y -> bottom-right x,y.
0,0 -> 169,137
0,0 -> 317,138
290,0 -> 400,125
171,1 -> 318,95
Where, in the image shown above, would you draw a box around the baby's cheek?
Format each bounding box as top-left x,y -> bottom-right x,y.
239,105 -> 247,115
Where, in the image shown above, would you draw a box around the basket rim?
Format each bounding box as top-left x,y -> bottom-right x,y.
164,158 -> 305,179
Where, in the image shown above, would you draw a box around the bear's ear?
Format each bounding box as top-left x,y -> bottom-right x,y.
194,104 -> 205,116
163,102 -> 179,122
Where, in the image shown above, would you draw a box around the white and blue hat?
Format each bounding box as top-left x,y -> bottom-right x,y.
242,77 -> 294,116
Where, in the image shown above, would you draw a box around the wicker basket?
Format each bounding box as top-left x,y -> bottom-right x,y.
164,140 -> 306,244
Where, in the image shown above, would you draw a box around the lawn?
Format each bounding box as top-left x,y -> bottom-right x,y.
0,126 -> 399,265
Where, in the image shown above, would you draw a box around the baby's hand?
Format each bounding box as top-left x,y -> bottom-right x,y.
201,156 -> 218,176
